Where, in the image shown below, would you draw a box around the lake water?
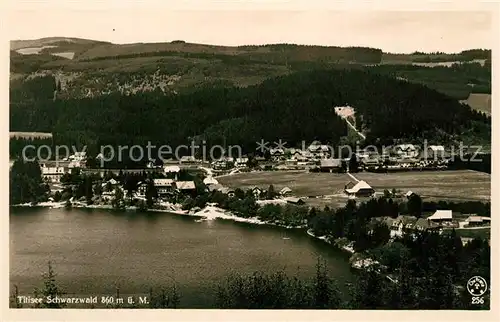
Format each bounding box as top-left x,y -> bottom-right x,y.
10,207 -> 354,308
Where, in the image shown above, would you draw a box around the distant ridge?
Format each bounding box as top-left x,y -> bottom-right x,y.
10,37 -> 111,50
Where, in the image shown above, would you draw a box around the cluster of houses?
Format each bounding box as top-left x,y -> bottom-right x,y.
137,165 -> 196,199
357,144 -> 450,171
40,152 -> 88,182
372,209 -> 491,240
32,141 -> 452,184
211,157 -> 249,170
98,165 -> 196,202
207,142 -> 451,173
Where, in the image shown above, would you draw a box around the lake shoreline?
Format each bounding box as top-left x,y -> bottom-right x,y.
11,201 -> 370,270
10,201 -> 307,230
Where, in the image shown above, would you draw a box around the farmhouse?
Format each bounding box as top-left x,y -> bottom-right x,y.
319,158 -> 342,172
175,181 -> 196,192
427,210 -> 453,223
465,215 -> 491,227
153,178 -> 175,196
344,180 -> 375,197
395,144 -> 418,158
280,187 -> 292,196
284,197 -> 305,205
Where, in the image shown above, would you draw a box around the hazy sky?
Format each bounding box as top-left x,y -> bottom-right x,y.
7,1 -> 494,53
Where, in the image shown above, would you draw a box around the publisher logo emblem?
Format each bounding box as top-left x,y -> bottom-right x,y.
467,276 -> 488,297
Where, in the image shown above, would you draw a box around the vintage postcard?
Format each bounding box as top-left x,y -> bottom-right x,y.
2,0 -> 498,321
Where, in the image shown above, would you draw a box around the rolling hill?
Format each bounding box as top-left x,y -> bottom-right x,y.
9,38 -> 491,162
9,38 -> 491,103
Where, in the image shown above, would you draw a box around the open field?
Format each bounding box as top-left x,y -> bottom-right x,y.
218,171 -> 351,197
218,170 -> 490,209
355,170 -> 490,202
460,93 -> 491,115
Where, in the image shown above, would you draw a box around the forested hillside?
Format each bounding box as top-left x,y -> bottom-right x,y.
10,39 -> 490,102
10,68 -> 490,162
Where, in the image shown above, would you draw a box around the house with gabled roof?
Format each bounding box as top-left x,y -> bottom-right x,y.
427,210 -> 453,222
154,178 -> 175,196
175,181 -> 196,192
344,180 -> 374,197
280,187 -> 292,196
465,215 -> 491,227
284,197 -> 305,205
395,144 -> 418,158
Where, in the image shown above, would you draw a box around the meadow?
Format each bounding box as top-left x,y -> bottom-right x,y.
218,170 -> 490,209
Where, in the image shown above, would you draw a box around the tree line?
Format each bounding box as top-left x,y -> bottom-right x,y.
10,69 -> 490,165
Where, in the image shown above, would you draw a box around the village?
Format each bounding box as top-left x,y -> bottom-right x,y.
28,142 -> 490,244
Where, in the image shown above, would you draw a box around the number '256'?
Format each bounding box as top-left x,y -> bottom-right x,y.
472,297 -> 484,305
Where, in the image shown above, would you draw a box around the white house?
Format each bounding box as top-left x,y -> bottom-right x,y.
41,165 -> 68,182
154,178 -> 175,196
235,157 -> 249,167
395,144 -> 418,158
